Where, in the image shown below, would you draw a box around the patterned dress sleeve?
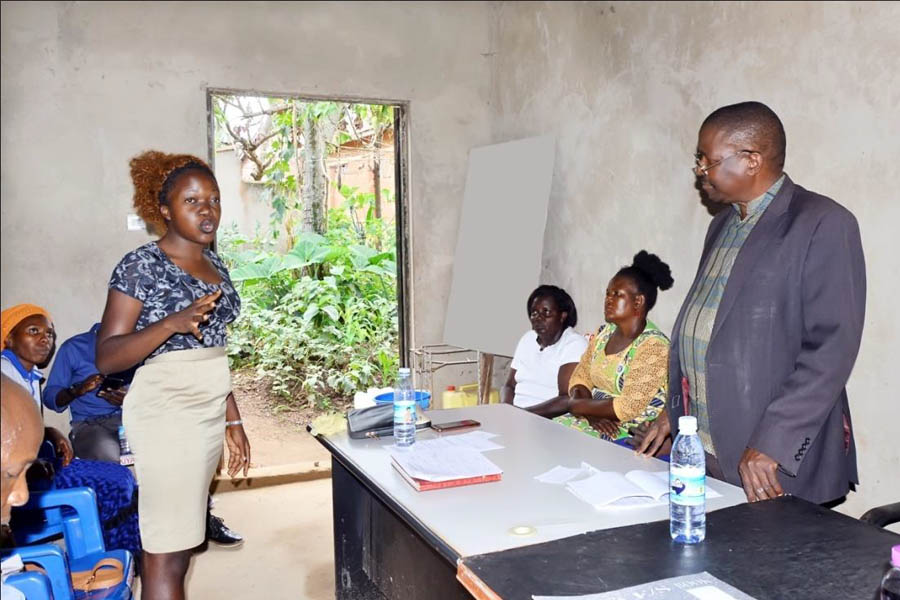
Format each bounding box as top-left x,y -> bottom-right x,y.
568,332 -> 599,394
108,246 -> 157,303
612,336 -> 669,422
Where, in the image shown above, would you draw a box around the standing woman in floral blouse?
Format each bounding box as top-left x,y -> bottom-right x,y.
96,151 -> 250,599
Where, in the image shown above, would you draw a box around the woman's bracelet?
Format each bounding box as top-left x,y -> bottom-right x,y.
225,419 -> 243,428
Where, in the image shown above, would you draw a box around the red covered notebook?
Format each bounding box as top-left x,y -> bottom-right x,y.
391,457 -> 502,491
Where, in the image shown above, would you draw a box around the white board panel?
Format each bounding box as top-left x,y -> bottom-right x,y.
443,135 -> 556,356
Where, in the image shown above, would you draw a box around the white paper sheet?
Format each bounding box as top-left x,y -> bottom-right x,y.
534,465 -> 590,484
532,571 -> 757,599
390,446 -> 503,482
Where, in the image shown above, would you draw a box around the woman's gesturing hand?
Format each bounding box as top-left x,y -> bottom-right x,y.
165,290 -> 222,340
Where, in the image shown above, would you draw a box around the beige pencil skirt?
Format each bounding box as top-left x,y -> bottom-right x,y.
122,346 -> 231,553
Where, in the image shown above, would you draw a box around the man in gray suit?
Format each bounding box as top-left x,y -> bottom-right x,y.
636,102 -> 865,506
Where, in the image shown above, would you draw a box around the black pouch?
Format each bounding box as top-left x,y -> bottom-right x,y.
346,404 -> 431,439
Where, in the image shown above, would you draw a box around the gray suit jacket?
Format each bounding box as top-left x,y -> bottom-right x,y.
668,175 -> 865,504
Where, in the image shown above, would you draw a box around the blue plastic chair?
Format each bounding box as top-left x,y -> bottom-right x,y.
3,544 -> 68,599
3,560 -> 55,598
3,487 -> 134,599
12,487 -> 108,557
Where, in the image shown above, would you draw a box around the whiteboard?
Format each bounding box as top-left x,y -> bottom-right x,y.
443,135 -> 556,356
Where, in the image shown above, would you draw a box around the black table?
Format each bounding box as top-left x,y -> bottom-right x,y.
458,496 -> 900,600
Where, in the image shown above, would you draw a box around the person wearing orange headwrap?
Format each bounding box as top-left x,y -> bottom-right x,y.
1,303 -> 74,466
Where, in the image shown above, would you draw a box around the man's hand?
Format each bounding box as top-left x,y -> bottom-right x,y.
587,417 -> 621,438
45,426 -> 74,467
629,413 -> 672,457
97,386 -> 128,407
738,447 -> 784,502
225,424 -> 252,478
73,374 -> 104,397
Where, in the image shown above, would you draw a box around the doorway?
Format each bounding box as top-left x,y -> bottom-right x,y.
206,89 -> 409,467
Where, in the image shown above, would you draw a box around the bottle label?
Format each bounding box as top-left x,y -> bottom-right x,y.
394,402 -> 415,426
670,465 -> 705,506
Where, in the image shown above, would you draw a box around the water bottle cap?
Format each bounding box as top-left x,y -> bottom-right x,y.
398,368 -> 411,375
118,425 -> 126,434
446,385 -> 456,391
678,416 -> 698,434
893,544 -> 900,567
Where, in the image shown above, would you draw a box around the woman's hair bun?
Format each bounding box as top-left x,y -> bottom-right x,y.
632,250 -> 674,291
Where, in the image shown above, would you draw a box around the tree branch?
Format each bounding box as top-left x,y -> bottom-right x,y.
241,105 -> 291,118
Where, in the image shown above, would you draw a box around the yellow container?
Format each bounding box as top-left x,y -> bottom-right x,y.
441,384 -> 501,408
441,386 -> 468,409
459,384 -> 500,405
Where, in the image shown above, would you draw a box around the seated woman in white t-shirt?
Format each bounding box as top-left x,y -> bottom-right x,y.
501,285 -> 588,410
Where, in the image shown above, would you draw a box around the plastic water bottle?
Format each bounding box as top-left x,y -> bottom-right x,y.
118,425 -> 135,466
670,415 -> 706,543
393,367 -> 416,447
882,545 -> 900,600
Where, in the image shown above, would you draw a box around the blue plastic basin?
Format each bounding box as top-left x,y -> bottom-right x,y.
375,390 -> 431,409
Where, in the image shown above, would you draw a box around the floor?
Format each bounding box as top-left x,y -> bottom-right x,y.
184,478 -> 335,599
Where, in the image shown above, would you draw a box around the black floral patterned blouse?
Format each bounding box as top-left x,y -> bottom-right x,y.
108,241 -> 241,359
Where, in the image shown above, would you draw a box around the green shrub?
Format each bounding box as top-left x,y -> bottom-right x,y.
219,220 -> 398,411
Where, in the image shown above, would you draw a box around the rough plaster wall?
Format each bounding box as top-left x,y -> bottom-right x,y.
1,1 -> 493,432
489,1 -> 900,521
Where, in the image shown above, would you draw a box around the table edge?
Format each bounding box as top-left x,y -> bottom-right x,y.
315,430 -> 463,565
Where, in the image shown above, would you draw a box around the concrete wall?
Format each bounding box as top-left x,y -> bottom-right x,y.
0,1 -> 493,379
488,1 -> 900,521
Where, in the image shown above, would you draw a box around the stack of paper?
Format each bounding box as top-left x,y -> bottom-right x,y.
390,446 -> 503,491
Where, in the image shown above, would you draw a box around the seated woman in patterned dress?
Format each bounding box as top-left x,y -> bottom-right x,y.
528,251 -> 673,448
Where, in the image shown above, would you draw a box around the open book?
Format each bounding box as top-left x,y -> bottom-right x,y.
566,468 -> 721,508
390,446 -> 503,492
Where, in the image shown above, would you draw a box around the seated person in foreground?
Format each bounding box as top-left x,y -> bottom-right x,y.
1,304 -> 74,466
501,285 -> 588,410
529,252 -> 673,445
1,374 -> 44,550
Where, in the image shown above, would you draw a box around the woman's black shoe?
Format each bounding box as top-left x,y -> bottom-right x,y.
206,513 -> 244,548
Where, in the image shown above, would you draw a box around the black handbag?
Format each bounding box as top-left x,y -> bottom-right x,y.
346,404 -> 431,439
